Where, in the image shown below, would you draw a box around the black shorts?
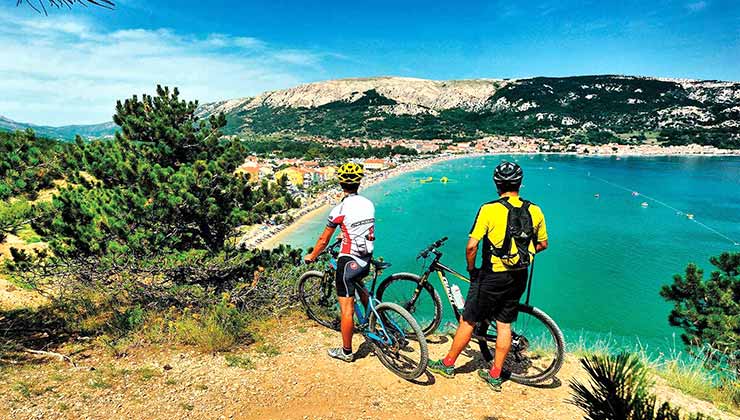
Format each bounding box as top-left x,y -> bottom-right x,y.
335,256 -> 370,298
462,269 -> 528,324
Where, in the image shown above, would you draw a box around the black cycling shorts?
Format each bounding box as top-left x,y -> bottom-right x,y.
335,256 -> 370,298
462,269 -> 528,324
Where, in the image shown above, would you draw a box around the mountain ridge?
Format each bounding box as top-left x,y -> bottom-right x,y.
0,115 -> 116,141
205,75 -> 739,147
3,75 -> 739,145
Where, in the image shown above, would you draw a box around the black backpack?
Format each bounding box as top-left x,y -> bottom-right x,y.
489,197 -> 535,269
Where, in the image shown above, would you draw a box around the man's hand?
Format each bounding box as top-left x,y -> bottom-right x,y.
467,267 -> 480,281
304,254 -> 317,264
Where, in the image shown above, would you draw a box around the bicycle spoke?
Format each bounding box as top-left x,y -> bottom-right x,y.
479,307 -> 564,384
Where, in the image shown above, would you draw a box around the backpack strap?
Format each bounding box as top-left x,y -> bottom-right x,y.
490,197 -> 514,258
496,196 -> 514,210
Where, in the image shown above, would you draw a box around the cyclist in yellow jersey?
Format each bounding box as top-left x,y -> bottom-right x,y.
429,161 -> 549,391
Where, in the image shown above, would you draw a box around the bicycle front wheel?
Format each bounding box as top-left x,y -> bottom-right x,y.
476,305 -> 565,385
297,270 -> 340,331
368,302 -> 429,380
376,273 -> 443,336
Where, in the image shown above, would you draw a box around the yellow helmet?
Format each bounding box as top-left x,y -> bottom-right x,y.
336,162 -> 365,184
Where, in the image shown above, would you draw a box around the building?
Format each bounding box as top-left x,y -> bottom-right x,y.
363,159 -> 390,170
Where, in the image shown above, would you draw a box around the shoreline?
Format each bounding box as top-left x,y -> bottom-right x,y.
254,154 -> 466,250
249,151 -> 739,250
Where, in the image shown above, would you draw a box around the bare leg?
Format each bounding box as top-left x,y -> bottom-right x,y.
338,296 -> 355,350
492,321 -> 512,374
443,318 -> 476,363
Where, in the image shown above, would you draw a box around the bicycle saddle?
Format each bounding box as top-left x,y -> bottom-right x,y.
372,259 -> 392,270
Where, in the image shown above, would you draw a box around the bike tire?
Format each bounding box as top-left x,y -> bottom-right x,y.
297,270 -> 340,331
376,273 -> 443,336
477,305 -> 565,385
368,302 -> 429,380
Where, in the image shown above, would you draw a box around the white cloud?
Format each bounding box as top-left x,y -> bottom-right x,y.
0,10 -> 331,125
686,1 -> 708,12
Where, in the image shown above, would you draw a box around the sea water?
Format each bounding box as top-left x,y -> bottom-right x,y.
284,155 -> 740,353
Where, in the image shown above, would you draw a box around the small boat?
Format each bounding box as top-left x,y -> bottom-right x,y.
594,193 -> 600,198
548,166 -> 555,170
641,202 -> 649,208
686,213 -> 695,220
632,191 -> 640,197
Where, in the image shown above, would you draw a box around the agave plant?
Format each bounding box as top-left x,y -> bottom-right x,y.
15,0 -> 114,14
569,352 -> 713,420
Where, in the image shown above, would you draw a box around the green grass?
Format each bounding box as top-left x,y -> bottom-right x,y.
566,334 -> 739,415
166,301 -> 249,353
136,366 -> 162,382
650,356 -> 740,414
15,225 -> 42,243
87,372 -> 112,389
12,382 -> 32,399
255,343 -> 280,357
225,354 -> 256,370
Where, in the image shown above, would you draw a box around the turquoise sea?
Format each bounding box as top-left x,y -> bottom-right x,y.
285,155 -> 740,353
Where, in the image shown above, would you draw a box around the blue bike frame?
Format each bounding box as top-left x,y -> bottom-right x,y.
328,256 -> 404,347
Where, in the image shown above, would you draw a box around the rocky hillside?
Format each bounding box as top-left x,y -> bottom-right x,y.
202,75 -> 740,147
0,115 -> 116,141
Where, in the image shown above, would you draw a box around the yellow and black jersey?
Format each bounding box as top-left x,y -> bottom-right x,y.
469,196 -> 547,272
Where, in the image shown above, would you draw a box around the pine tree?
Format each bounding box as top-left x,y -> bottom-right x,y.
660,252 -> 740,373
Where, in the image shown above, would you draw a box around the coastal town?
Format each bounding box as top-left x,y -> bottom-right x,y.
234,135 -> 740,249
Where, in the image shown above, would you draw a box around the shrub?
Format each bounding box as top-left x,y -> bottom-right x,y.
660,252 -> 739,376
169,297 -> 249,353
569,352 -> 714,420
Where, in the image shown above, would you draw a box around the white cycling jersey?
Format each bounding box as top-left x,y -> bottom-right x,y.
327,194 -> 375,265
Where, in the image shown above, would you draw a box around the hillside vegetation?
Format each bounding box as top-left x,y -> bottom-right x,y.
204,75 -> 740,147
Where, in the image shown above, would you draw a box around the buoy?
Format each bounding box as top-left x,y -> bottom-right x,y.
440,176 -> 449,184
686,213 -> 694,220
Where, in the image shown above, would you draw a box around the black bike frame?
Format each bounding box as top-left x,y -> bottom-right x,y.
415,250 -> 537,320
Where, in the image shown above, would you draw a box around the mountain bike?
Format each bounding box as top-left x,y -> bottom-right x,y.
377,237 -> 564,384
297,240 -> 429,380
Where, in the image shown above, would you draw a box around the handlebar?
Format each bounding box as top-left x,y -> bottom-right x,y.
417,236 -> 448,260
319,238 -> 342,258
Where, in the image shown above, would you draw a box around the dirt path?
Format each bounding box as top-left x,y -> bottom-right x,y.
0,316 -> 736,420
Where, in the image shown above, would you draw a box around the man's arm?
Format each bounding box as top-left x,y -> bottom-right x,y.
304,226 -> 336,262
535,240 -> 548,253
466,237 -> 479,272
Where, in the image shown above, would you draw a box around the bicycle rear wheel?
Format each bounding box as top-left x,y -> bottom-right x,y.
368,302 -> 429,380
297,270 -> 340,331
376,273 -> 443,336
476,305 -> 564,385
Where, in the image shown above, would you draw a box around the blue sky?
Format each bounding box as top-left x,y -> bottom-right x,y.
1,0 -> 738,125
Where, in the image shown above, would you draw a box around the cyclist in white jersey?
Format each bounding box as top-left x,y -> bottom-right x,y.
304,162 -> 375,362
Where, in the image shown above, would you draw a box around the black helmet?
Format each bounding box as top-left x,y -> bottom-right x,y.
493,161 -> 523,189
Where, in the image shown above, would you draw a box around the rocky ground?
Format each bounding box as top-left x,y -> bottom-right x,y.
1,315 -> 736,420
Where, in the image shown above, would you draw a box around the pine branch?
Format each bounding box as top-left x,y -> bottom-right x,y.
16,0 -> 115,15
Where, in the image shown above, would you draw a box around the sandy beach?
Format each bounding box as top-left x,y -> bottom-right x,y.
250,154 -> 465,250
